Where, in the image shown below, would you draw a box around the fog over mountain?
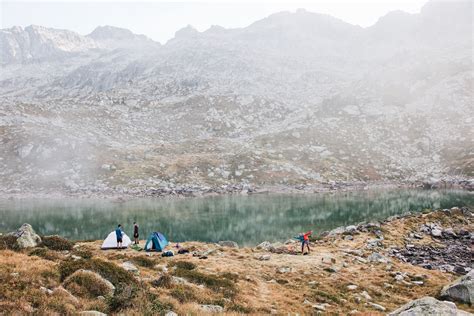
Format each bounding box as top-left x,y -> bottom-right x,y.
0,0 -> 472,195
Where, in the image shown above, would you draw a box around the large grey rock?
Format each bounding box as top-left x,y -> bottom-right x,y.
218,240 -> 239,248
8,223 -> 41,248
256,241 -> 273,251
388,297 -> 471,316
440,270 -> 474,304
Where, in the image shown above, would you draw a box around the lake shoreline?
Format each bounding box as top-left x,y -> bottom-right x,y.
1,178 -> 472,201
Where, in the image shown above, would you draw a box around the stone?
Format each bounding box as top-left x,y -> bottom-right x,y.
313,304 -> 326,311
388,296 -> 471,316
395,274 -> 404,281
218,240 -> 239,248
277,267 -> 293,274
440,270 -> 474,304
121,261 -> 139,273
344,235 -> 354,241
256,241 -> 274,251
40,286 -> 53,295
360,291 -> 372,301
257,254 -> 271,261
366,239 -> 383,249
324,266 -> 339,273
368,252 -> 390,264
321,255 -> 336,264
347,284 -> 358,290
368,302 -> 386,311
431,228 -> 443,237
78,311 -> 107,316
165,312 -> 178,316
345,225 -> 358,234
8,223 -> 41,248
200,304 -> 224,313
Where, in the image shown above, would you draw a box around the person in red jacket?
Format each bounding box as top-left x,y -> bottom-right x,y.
301,230 -> 313,255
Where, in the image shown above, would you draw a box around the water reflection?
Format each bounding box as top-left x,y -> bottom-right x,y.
0,189 -> 472,245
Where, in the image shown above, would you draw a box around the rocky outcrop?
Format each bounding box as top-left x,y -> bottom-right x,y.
388,296 -> 471,315
440,270 -> 474,305
8,223 -> 41,249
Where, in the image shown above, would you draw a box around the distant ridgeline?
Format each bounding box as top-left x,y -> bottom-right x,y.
0,0 -> 472,193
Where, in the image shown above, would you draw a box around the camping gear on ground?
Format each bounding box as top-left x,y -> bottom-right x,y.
178,248 -> 189,254
162,250 -> 174,257
144,232 -> 169,252
101,231 -> 132,249
130,244 -> 143,251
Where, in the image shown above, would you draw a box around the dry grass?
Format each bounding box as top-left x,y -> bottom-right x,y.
0,209 -> 472,315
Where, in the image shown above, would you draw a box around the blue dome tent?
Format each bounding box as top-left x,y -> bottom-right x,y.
144,232 -> 169,252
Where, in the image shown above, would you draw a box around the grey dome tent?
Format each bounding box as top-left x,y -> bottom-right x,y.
144,232 -> 168,252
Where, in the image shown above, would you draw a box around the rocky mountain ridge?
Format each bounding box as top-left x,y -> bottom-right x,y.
0,0 -> 472,194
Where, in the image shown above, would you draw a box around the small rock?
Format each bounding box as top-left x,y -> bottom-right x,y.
313,304 -> 326,311
200,304 -> 224,313
256,241 -> 274,251
78,311 -> 107,316
367,252 -> 390,264
324,266 -> 339,273
368,302 -> 386,311
395,274 -> 404,281
121,261 -> 139,273
431,228 -> 443,237
412,281 -> 424,285
277,267 -> 293,274
257,254 -> 271,261
347,285 -> 358,290
40,286 -> 53,295
218,240 -> 239,248
165,312 -> 178,316
360,291 -> 372,301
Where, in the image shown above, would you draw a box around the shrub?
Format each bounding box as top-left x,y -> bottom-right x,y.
107,284 -> 138,312
29,248 -> 61,261
228,303 -> 253,313
58,258 -> 136,286
72,249 -> 93,259
41,235 -> 74,251
131,256 -> 155,268
170,285 -> 197,303
173,268 -> 237,298
63,270 -> 115,298
151,274 -> 173,289
168,261 -> 196,270
0,235 -> 19,250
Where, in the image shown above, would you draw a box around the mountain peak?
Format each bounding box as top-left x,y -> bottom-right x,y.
87,25 -> 159,49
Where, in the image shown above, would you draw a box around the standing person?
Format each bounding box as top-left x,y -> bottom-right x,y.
133,222 -> 139,245
301,230 -> 312,255
116,224 -> 123,249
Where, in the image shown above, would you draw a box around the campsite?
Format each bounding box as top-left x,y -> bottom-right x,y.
1,206 -> 473,315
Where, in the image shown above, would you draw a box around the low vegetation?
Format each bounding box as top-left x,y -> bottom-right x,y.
41,235 -> 75,251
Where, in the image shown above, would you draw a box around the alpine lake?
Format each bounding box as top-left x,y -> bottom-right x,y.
0,189 -> 472,246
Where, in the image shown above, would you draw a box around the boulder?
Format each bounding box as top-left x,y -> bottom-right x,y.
256,241 -> 274,251
218,241 -> 239,248
440,270 -> 474,304
368,302 -> 386,311
8,223 -> 41,248
200,304 -> 224,313
165,312 -> 178,316
64,269 -> 115,298
388,297 -> 470,316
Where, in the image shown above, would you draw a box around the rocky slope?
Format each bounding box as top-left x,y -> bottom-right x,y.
0,207 -> 473,314
0,0 -> 472,194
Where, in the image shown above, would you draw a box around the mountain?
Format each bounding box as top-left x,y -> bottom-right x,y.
0,0 -> 472,195
87,25 -> 160,49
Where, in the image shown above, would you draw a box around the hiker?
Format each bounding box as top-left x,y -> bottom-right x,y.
116,224 -> 123,249
301,230 -> 312,255
133,222 -> 139,245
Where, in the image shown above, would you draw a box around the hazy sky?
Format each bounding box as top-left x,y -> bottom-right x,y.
1,0 -> 429,43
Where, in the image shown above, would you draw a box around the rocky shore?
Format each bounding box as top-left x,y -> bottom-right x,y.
0,207 -> 473,315
1,178 -> 472,200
